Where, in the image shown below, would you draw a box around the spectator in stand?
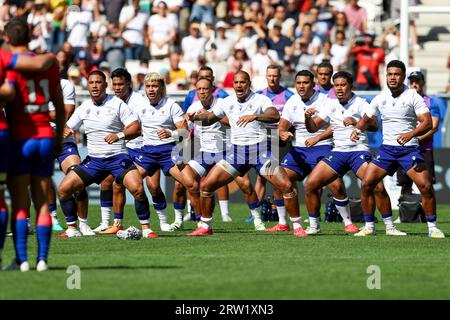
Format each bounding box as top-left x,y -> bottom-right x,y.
252,38 -> 280,77
181,21 -> 206,63
56,49 -> 70,79
329,11 -> 356,44
153,0 -> 182,19
147,1 -> 177,60
190,0 -> 214,25
100,0 -> 127,25
390,0 -> 420,50
331,30 -> 349,71
27,0 -> 52,53
293,38 -> 315,71
160,67 -> 178,93
314,40 -> 340,71
75,50 -> 99,89
48,0 -> 67,52
222,59 -> 242,88
61,41 -> 74,64
267,21 -> 292,61
86,37 -> 105,68
188,70 -> 199,90
169,51 -> 187,85
295,23 -> 321,56
235,21 -> 265,59
67,66 -> 83,92
227,45 -> 252,75
280,59 -> 296,88
61,0 -> 93,58
103,23 -> 126,72
267,5 -> 295,40
228,0 -> 245,28
209,21 -> 234,62
381,22 -> 401,63
285,0 -> 302,26
119,0 -> 149,60
350,32 -> 385,91
344,0 -> 368,35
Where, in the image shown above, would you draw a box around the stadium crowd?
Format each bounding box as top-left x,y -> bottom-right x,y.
0,1 -> 446,273
0,0 -> 424,93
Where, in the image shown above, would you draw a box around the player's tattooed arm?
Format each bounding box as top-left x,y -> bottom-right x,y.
304,107 -> 326,133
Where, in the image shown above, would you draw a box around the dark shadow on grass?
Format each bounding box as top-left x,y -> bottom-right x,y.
48,265 -> 181,271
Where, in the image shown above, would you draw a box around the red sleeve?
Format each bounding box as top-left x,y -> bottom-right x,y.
5,69 -> 18,86
377,48 -> 385,63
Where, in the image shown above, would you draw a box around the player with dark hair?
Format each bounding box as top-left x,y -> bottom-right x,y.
351,60 -> 445,238
2,18 -> 65,272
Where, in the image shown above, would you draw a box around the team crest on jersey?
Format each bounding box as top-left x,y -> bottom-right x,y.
412,155 -> 416,160
373,155 -> 381,161
326,155 -> 333,161
121,161 -> 126,167
68,148 -> 72,152
136,155 -> 143,161
360,155 -> 365,159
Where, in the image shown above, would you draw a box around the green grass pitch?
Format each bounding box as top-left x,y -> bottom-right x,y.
1,203 -> 449,300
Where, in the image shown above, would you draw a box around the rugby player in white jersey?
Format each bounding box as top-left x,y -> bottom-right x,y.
57,70 -> 155,238
181,77 -> 267,232
352,60 -> 445,238
132,72 -> 195,236
277,70 -> 351,234
48,79 -> 92,235
184,71 -> 308,237
93,68 -> 177,233
304,71 -> 405,236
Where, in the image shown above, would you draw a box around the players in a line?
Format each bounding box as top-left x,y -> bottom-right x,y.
351,60 -> 445,238
57,71 -> 158,238
185,71 -> 308,237
304,71 -> 405,236
2,18 -> 65,272
275,70 -> 354,234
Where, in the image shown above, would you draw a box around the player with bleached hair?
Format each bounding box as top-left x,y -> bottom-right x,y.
351,60 -> 445,238
184,71 -> 308,237
304,71 -> 405,236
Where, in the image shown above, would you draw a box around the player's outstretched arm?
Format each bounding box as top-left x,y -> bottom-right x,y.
14,53 -> 56,72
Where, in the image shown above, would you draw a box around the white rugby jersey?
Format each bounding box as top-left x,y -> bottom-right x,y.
49,79 -> 77,144
365,86 -> 429,146
66,95 -> 138,158
187,97 -> 224,153
123,91 -> 146,150
316,95 -> 369,152
212,92 -> 274,146
134,96 -> 185,146
281,91 -> 333,148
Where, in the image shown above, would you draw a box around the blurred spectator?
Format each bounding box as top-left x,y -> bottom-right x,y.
314,61 -> 335,97
160,67 -> 178,93
307,3 -> 334,42
329,11 -> 356,44
27,0 -> 52,53
190,0 -> 214,25
134,66 -> 148,92
48,0 -> 67,52
188,70 -> 199,90
235,21 -> 265,59
56,49 -> 70,79
314,40 -> 339,68
350,32 -> 385,90
267,21 -> 292,61
344,0 -> 367,35
296,23 -> 321,56
280,59 -> 296,88
330,30 -> 348,70
228,0 -> 245,27
61,41 -> 74,64
86,38 -> 105,67
119,0 -> 149,60
285,0 -> 302,26
222,60 -> 242,88
227,45 -> 252,75
100,0 -> 127,25
67,65 -> 83,91
103,23 -> 125,72
293,38 -> 314,71
252,38 -> 279,77
147,1 -> 177,60
152,0 -> 182,28
62,0 -> 93,57
381,23 -> 400,63
209,21 -> 234,62
181,21 -> 206,63
76,50 -> 99,88
267,5 -> 295,40
169,51 -> 187,84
